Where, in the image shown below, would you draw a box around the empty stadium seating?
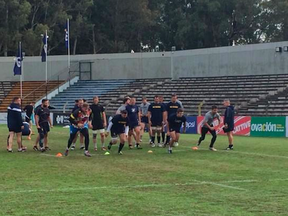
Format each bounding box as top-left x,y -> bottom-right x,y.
0,81 -> 64,112
45,74 -> 288,116
0,82 -> 15,105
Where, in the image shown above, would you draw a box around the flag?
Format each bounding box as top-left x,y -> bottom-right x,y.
41,33 -> 48,62
65,19 -> 69,49
13,43 -> 23,76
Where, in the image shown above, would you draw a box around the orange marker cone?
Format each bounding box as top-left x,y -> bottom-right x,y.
56,153 -> 63,157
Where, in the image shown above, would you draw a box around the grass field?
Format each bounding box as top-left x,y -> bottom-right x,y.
0,125 -> 288,216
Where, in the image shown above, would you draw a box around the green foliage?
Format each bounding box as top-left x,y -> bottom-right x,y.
0,0 -> 287,56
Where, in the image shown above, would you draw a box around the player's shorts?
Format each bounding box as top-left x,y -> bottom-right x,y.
111,129 -> 125,139
70,124 -> 88,134
22,122 -> 31,136
8,127 -> 22,133
141,116 -> 149,124
169,127 -> 181,133
39,122 -> 50,135
129,122 -> 140,130
92,129 -> 105,134
151,125 -> 162,131
223,126 -> 234,133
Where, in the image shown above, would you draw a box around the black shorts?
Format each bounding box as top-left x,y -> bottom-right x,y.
223,125 -> 234,133
92,124 -> 104,131
129,122 -> 140,130
141,116 -> 149,124
111,129 -> 125,138
8,127 -> 22,133
169,127 -> 181,133
39,122 -> 50,135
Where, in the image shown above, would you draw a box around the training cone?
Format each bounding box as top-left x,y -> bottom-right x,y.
56,153 -> 63,157
148,150 -> 153,153
192,146 -> 198,151
104,152 -> 110,155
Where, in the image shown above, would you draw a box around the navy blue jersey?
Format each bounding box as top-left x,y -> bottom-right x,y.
224,105 -> 235,127
7,103 -> 23,129
166,101 -> 181,117
72,105 -> 79,112
35,106 -> 50,125
168,114 -> 186,130
148,103 -> 165,125
161,103 -> 167,112
111,114 -> 129,133
126,104 -> 139,123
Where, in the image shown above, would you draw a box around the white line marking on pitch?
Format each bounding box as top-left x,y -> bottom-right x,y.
1,178 -> 288,195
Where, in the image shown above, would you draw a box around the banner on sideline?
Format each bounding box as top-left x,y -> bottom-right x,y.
250,117 -> 286,137
197,116 -> 251,136
53,113 -> 70,126
182,116 -> 197,134
286,117 -> 288,138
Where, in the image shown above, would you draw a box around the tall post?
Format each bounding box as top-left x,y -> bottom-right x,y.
67,19 -> 71,70
19,42 -> 23,99
45,29 -> 48,84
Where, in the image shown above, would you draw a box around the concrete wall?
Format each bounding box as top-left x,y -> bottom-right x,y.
0,41 -> 287,81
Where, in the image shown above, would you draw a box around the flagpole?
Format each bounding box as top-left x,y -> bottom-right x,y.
67,19 -> 71,70
45,29 -> 48,84
19,42 -> 23,99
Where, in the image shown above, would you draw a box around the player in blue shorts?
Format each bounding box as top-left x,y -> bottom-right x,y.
166,108 -> 186,154
65,103 -> 92,157
126,97 -> 142,149
106,110 -> 130,155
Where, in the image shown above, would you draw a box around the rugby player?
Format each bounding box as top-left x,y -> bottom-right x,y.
71,99 -> 85,150
148,95 -> 166,147
196,105 -> 220,151
139,97 -> 150,141
159,95 -> 166,144
167,108 -> 186,154
23,102 -> 34,140
164,93 -> 182,147
89,96 -> 107,151
223,99 -> 235,150
126,97 -> 142,149
106,110 -> 130,155
35,99 -> 53,152
116,97 -> 130,114
65,103 -> 92,157
7,97 -> 25,152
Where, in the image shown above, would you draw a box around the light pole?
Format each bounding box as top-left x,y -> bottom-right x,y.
171,46 -> 176,80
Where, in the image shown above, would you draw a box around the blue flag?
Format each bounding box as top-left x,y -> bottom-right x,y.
41,33 -> 48,62
13,43 -> 23,76
65,19 -> 69,49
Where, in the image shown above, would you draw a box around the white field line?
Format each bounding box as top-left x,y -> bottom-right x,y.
175,148 -> 288,159
1,178 -> 288,195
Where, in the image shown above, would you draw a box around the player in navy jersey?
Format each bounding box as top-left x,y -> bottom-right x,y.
167,108 -> 186,154
7,97 -> 26,152
126,98 -> 142,149
89,96 -> 107,151
223,99 -> 235,150
106,110 -> 130,155
65,103 -> 92,157
148,95 -> 166,147
165,94 -> 182,146
139,97 -> 151,141
159,96 -> 167,144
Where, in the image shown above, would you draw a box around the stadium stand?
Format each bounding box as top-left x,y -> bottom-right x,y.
49,79 -> 136,112
0,82 -> 15,105
0,81 -> 64,112
45,74 -> 288,116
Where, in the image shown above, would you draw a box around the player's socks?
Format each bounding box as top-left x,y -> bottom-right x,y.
157,136 -> 161,144
226,144 -> 234,150
165,135 -> 170,144
161,132 -> 165,143
80,143 -> 84,150
151,136 -> 155,144
168,146 -> 172,154
118,143 -> 124,153
108,142 -> 112,150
